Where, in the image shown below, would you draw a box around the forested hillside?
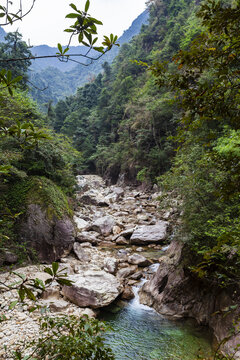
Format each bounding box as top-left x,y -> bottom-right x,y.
1,0 -> 240,358
29,10 -> 149,106
52,0 -> 201,182
52,0 -> 240,289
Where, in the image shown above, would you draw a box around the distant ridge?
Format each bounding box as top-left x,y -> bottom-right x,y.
30,9 -> 149,73
29,9 -> 149,105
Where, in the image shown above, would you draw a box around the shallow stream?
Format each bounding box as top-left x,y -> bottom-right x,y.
100,277 -> 213,360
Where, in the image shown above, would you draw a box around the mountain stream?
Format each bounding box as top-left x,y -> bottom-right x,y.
100,265 -> 213,360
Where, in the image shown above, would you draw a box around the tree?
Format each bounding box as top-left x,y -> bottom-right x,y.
152,0 -> 240,286
0,31 -> 32,89
0,0 -> 119,173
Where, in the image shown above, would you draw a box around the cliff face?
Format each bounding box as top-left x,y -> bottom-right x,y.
139,241 -> 240,358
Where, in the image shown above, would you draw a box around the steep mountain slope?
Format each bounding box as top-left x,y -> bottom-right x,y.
29,10 -> 149,105
53,0 -> 201,181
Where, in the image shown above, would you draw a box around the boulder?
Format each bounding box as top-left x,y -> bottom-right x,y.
73,243 -> 90,262
104,257 -> 119,275
76,175 -> 105,190
113,227 -> 136,241
76,231 -> 100,245
62,270 -> 122,308
116,236 -> 129,245
129,271 -> 143,280
20,204 -> 75,263
91,216 -> 116,236
111,186 -> 124,201
121,286 -> 134,300
130,221 -> 168,245
3,251 -> 18,264
42,287 -> 60,300
77,190 -> 109,207
112,225 -> 122,235
47,299 -> 70,313
73,216 -> 89,231
128,254 -> 151,267
117,265 -> 138,279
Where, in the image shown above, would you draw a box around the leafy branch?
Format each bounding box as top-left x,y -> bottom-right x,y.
0,262 -> 73,309
0,0 -> 36,26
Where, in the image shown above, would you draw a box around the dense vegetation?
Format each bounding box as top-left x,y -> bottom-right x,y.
0,2 -> 121,358
52,0 -> 201,182
0,0 -> 119,259
0,0 -> 240,357
51,0 -> 240,288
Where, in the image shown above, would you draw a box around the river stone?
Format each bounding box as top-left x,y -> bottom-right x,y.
78,190 -> 109,207
91,216 -> 116,236
112,186 -> 124,197
42,299 -> 70,313
76,174 -> 105,189
42,287 -> 60,300
76,231 -> 100,245
116,236 -> 129,245
113,227 -> 136,241
104,257 -> 119,274
128,254 -> 151,267
112,225 -> 122,235
73,216 -> 89,231
62,270 -> 122,308
117,265 -> 138,279
121,286 -> 134,300
129,271 -> 143,280
130,221 -> 168,245
73,243 -> 90,262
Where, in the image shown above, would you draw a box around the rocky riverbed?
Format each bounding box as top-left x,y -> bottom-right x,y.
1,175 -> 238,359
0,175 -> 175,359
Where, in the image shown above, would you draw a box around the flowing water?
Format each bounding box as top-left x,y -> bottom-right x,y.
100,266 -> 213,360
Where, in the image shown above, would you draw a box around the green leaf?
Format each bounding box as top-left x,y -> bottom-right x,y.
63,47 -> 69,54
7,70 -> 12,83
85,0 -> 90,13
64,28 -> 75,33
18,287 -> 25,302
45,278 -> 52,285
44,267 -> 53,276
52,262 -> 59,275
10,75 -> 22,85
9,300 -> 18,309
56,278 -> 73,286
93,46 -> 104,53
65,13 -> 79,18
25,287 -> 36,301
78,32 -> 83,43
82,41 -> 90,47
89,17 -> 103,25
57,43 -> 63,54
69,3 -> 78,11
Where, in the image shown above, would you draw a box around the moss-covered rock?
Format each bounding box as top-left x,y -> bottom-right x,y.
7,176 -> 75,263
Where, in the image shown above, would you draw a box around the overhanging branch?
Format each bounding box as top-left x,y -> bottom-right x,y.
0,49 -> 109,66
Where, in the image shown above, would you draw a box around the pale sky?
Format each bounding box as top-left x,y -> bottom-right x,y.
4,0 -> 147,46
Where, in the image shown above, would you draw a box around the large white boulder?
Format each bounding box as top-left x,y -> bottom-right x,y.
130,221 -> 168,244
62,270 -> 122,308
